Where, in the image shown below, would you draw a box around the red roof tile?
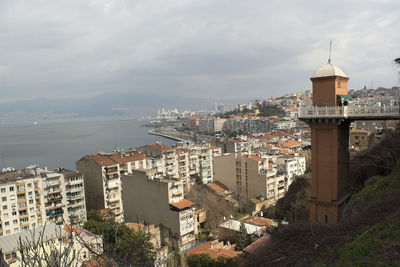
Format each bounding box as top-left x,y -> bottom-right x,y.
185,240 -> 240,260
109,151 -> 146,164
241,216 -> 277,228
170,199 -> 194,209
92,154 -> 117,166
207,182 -> 225,194
243,236 -> 271,255
280,140 -> 301,148
248,155 -> 265,162
148,143 -> 173,151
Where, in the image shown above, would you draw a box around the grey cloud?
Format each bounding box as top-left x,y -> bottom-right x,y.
0,0 -> 399,103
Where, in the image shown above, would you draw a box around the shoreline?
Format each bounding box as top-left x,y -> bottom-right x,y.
148,129 -> 195,144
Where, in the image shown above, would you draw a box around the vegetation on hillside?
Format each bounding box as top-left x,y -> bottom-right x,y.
246,123 -> 400,266
83,210 -> 155,266
221,104 -> 285,118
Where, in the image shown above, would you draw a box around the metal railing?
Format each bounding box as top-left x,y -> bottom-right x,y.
298,105 -> 400,119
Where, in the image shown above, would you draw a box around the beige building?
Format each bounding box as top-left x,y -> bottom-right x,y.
76,150 -> 148,222
349,129 -> 374,151
214,153 -> 285,206
0,167 -> 86,237
121,169 -> 195,251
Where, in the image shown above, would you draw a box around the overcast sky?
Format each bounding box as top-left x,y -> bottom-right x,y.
0,0 -> 399,103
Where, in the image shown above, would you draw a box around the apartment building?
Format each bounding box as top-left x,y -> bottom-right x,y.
76,150 -> 148,222
56,169 -> 87,224
0,167 -> 86,237
214,153 -> 285,206
276,155 -> 306,190
139,143 -> 214,186
121,169 -> 195,251
191,146 -> 213,184
137,144 -> 178,178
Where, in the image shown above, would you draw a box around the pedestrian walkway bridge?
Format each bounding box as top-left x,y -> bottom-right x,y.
298,105 -> 400,121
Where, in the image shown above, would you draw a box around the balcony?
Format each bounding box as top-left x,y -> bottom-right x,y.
108,195 -> 120,202
298,105 -> 400,120
46,209 -> 64,217
66,179 -> 83,186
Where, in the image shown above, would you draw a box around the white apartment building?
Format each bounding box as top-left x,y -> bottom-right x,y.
139,143 -> 214,186
276,155 -> 306,190
121,169 -> 195,251
0,167 -> 86,237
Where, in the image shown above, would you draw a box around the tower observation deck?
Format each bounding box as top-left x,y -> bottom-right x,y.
298,105 -> 400,121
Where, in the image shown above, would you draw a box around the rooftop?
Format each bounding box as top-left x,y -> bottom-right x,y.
185,240 -> 240,260
312,62 -> 347,78
0,222 -> 65,254
170,199 -> 194,210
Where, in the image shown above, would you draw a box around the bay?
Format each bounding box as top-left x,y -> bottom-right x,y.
0,117 -> 175,171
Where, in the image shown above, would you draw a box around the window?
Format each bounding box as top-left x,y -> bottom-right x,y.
0,188 -> 5,193
13,219 -> 18,224
3,205 -> 7,210
3,213 -> 8,219
5,221 -> 9,226
27,183 -> 32,188
2,197 -> 6,201
28,191 -> 33,196
9,186 -> 14,191
12,211 -> 17,216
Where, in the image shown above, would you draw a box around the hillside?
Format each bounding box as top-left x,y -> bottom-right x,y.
247,124 -> 400,266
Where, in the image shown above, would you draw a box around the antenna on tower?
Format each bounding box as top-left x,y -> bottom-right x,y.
328,40 -> 332,64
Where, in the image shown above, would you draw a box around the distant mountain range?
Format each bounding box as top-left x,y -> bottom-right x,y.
0,93 -> 250,120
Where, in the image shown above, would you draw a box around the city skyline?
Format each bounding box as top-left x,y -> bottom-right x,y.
0,0 -> 399,103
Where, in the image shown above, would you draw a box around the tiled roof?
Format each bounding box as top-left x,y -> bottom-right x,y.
279,150 -> 295,155
241,216 -> 277,228
209,145 -> 219,150
109,151 -> 146,163
92,154 -> 117,166
148,143 -> 173,151
248,155 -> 265,162
258,134 -> 276,139
280,140 -> 301,148
170,199 -> 194,209
227,139 -> 242,143
207,182 -> 226,194
243,236 -> 271,255
185,240 -> 240,260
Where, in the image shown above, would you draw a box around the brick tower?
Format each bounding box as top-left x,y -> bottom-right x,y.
309,61 -> 350,224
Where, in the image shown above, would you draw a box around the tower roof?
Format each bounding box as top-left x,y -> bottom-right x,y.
311,62 -> 347,78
